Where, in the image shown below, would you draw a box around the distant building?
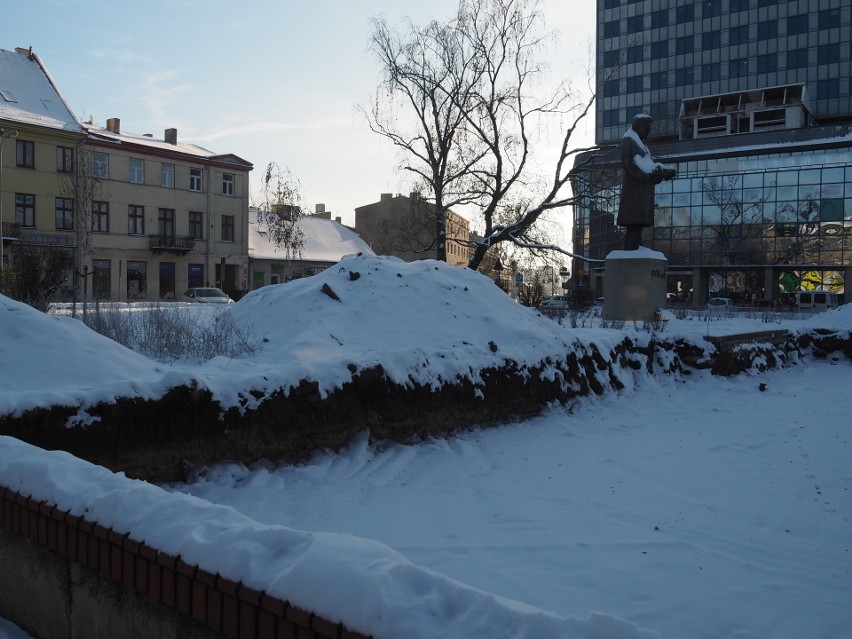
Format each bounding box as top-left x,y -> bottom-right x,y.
572,0 -> 852,305
355,193 -> 471,267
248,209 -> 373,288
0,46 -> 253,303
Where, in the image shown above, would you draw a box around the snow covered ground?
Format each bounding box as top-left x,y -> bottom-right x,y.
1,254 -> 851,638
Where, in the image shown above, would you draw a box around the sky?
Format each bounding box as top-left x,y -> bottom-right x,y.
3,0 -> 597,228
1,255 -> 852,638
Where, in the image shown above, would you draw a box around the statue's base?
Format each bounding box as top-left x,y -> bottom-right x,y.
603,247 -> 667,322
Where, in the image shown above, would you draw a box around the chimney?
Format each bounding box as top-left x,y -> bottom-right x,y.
106,118 -> 120,134
165,128 -> 177,144
380,193 -> 393,201
315,203 -> 326,214
335,216 -> 342,224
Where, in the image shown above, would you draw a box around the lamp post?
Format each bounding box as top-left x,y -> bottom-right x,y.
0,127 -> 19,271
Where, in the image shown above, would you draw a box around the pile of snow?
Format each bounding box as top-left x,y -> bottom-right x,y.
0,435 -> 659,639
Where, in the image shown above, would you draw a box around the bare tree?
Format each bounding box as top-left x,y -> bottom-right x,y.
701,176 -> 767,265
253,162 -> 305,280
57,143 -> 106,314
0,238 -> 74,311
364,0 -> 599,271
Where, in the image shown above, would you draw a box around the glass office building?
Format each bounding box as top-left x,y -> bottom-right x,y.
573,0 -> 852,304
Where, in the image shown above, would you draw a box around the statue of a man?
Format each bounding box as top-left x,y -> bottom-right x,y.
617,113 -> 676,250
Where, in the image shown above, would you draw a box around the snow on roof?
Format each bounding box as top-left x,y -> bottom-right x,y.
249,213 -> 374,263
0,48 -> 82,133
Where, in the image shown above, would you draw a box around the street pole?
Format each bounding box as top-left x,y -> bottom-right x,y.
0,127 -> 20,271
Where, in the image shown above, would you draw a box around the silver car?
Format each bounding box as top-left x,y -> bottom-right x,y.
180,287 -> 234,304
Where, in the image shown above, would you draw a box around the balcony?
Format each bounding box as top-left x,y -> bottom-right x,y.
148,234 -> 195,255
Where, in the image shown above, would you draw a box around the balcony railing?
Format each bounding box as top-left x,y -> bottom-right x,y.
148,234 -> 195,254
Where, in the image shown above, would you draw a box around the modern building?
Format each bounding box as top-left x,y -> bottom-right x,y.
0,46 -> 252,304
573,0 -> 852,305
355,193 -> 471,267
248,207 -> 374,288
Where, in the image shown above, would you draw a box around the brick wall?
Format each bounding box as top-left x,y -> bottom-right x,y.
0,484 -> 371,639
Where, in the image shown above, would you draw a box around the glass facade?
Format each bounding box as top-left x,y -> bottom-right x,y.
573,143 -> 852,301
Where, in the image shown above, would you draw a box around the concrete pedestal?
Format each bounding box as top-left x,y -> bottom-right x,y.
603,247 -> 668,322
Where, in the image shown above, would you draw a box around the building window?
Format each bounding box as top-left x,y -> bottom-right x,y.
92,259 -> 111,300
190,168 -> 202,192
650,41 -> 668,59
221,215 -> 235,242
93,152 -> 108,178
626,76 -> 643,93
92,201 -> 109,233
55,197 -> 74,230
786,14 -> 809,36
787,48 -> 808,69
627,15 -> 643,34
158,208 -> 175,237
757,20 -> 778,40
603,109 -> 621,127
819,8 -> 840,30
702,31 -> 721,50
650,9 -> 668,29
675,67 -> 694,86
15,193 -> 35,227
651,72 -> 668,90
603,0 -> 619,8
730,0 -> 749,12
757,0 -> 777,6
702,0 -> 721,18
603,20 -> 620,38
188,263 -> 204,288
603,79 -> 620,97
818,44 -> 840,65
129,158 -> 144,184
702,63 -> 721,82
676,5 -> 694,23
15,140 -> 34,168
189,211 -> 203,240
603,50 -> 621,67
160,163 -> 174,188
728,58 -> 749,78
222,174 -> 235,196
159,262 -> 176,300
729,26 -> 749,46
627,45 -> 643,64
676,36 -> 693,55
128,205 -> 145,235
127,261 -> 147,299
56,147 -> 73,173
817,79 -> 840,99
757,53 -> 777,73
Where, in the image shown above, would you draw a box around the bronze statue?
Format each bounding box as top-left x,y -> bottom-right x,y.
617,114 -> 676,250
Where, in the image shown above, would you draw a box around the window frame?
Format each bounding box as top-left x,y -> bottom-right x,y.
92,152 -> 109,179
56,146 -> 73,173
16,140 -> 34,168
190,168 -> 202,192
222,173 -> 235,197
129,158 -> 144,184
189,211 -> 204,240
128,205 -> 145,235
92,201 -> 110,233
221,214 -> 235,242
160,163 -> 175,188
55,197 -> 74,230
158,208 -> 175,237
15,193 -> 35,227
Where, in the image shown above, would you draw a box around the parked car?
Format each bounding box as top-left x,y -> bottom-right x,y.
180,287 -> 234,304
708,297 -> 736,308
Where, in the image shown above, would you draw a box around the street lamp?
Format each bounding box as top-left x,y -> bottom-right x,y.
0,127 -> 19,270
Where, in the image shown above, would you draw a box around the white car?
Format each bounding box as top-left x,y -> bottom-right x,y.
708,297 -> 735,308
180,287 -> 234,304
